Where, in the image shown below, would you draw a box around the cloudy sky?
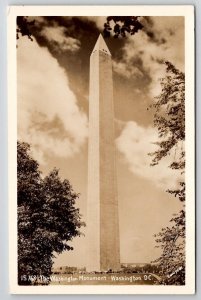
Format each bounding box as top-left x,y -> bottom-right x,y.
17,16 -> 184,267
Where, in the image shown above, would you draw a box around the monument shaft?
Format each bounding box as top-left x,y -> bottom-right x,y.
87,35 -> 120,271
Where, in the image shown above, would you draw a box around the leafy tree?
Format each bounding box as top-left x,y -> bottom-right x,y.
149,61 -> 185,173
103,16 -> 143,38
150,62 -> 185,285
153,210 -> 185,285
17,17 -> 35,41
149,61 -> 185,205
18,141 -> 84,285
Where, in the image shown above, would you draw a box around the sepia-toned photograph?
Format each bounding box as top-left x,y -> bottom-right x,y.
8,5 -> 195,294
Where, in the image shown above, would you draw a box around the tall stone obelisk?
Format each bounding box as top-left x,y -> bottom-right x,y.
86,34 -> 120,272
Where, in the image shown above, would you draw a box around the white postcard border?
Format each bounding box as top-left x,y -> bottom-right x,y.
8,5 -> 195,294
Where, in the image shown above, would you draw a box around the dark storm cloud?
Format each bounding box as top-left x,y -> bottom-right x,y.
30,16 -> 100,54
146,30 -> 167,45
141,17 -> 168,45
31,16 -> 126,59
114,54 -> 152,87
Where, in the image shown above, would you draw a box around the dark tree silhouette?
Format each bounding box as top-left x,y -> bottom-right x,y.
17,17 -> 35,41
18,141 -> 85,285
103,16 -> 143,38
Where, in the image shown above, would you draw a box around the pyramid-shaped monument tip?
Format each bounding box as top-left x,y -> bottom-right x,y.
91,33 -> 111,55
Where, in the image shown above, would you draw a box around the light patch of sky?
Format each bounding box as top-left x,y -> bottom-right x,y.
17,37 -> 88,165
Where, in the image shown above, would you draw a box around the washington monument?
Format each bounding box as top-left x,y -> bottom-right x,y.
86,34 -> 120,272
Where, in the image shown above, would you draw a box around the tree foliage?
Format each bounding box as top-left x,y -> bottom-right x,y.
17,17 -> 35,41
103,16 -> 143,38
150,61 -> 185,201
18,141 -> 84,285
150,61 -> 185,170
153,210 -> 185,285
150,62 -> 186,285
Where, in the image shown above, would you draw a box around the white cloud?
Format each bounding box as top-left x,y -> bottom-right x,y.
40,26 -> 81,53
113,17 -> 184,97
17,37 -> 88,164
116,121 -> 183,190
113,61 -> 144,79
